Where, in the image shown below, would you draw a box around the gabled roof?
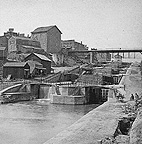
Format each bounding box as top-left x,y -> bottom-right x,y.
0,47 -> 6,51
33,53 -> 51,61
3,62 -> 27,67
26,60 -> 43,73
27,60 -> 42,67
114,54 -> 122,58
22,45 -> 41,49
9,35 -> 33,41
31,25 -> 62,34
9,36 -> 40,45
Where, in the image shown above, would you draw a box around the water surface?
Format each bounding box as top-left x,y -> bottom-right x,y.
0,100 -> 99,144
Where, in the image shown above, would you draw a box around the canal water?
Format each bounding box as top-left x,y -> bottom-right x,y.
0,100 -> 99,144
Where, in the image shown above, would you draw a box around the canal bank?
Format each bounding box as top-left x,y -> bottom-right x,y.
0,101 -> 100,144
44,62 -> 142,144
44,101 -> 123,144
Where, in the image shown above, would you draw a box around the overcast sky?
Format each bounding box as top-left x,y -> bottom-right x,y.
0,0 -> 142,49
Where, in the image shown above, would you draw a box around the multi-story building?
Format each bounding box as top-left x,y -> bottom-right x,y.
61,40 -> 88,63
96,53 -> 111,62
90,48 -> 111,63
0,28 -> 44,55
0,36 -> 8,61
31,25 -> 62,53
61,40 -> 88,51
31,25 -> 62,65
8,35 -> 42,54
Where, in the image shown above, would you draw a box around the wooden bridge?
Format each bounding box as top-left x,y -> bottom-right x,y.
68,48 -> 142,63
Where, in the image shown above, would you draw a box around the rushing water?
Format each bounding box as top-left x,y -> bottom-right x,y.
0,100 -> 99,144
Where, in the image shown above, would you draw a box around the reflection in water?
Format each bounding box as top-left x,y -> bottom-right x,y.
0,101 -> 99,144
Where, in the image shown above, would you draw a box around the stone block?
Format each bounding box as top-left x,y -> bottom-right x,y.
51,95 -> 64,104
51,95 -> 85,105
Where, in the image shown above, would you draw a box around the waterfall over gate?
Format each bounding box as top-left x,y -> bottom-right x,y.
39,85 -> 50,100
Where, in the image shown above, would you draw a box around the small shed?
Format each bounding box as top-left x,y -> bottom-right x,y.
27,60 -> 46,77
24,53 -> 51,75
3,62 -> 30,79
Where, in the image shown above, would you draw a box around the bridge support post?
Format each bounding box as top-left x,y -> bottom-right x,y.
112,53 -> 114,58
90,52 -> 93,63
90,52 -> 98,63
90,52 -> 94,63
123,52 -> 124,58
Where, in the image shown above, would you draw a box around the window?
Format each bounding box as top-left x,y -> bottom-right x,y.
101,89 -> 109,97
101,89 -> 109,101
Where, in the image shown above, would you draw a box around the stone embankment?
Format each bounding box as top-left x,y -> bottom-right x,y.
43,62 -> 142,144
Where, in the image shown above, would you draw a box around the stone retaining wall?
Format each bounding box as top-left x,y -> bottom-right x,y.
43,101 -> 123,144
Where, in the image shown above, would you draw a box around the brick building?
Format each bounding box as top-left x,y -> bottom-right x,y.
96,53 -> 111,62
61,40 -> 88,51
0,36 -> 8,48
61,40 -> 88,63
8,36 -> 42,54
0,36 -> 8,60
0,28 -> 45,59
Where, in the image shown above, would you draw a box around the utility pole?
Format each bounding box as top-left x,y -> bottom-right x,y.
2,49 -> 4,78
140,60 -> 142,80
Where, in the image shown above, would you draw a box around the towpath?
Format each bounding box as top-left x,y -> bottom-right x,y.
43,62 -> 142,144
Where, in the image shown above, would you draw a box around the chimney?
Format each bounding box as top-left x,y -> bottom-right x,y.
9,28 -> 14,32
19,33 -> 25,37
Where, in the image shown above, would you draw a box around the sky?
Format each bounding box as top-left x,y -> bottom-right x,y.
0,0 -> 142,49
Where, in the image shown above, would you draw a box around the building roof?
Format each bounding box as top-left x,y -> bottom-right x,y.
27,60 -> 42,66
15,36 -> 40,42
62,40 -> 75,42
31,25 -> 62,34
27,60 -> 43,73
22,45 -> 41,49
3,62 -> 27,67
9,36 -> 41,47
33,53 -> 51,61
9,36 -> 32,41
0,47 -> 6,51
9,36 -> 40,43
114,54 -> 122,58
21,53 -> 31,58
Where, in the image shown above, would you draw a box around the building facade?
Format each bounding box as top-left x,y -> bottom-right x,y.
31,25 -> 62,54
61,40 -> 88,63
0,28 -> 45,62
96,53 -> 111,62
3,62 -> 30,79
24,53 -> 51,75
0,36 -> 9,60
61,40 -> 88,51
8,36 -> 42,54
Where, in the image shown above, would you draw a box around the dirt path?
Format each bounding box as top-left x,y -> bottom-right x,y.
123,63 -> 142,100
